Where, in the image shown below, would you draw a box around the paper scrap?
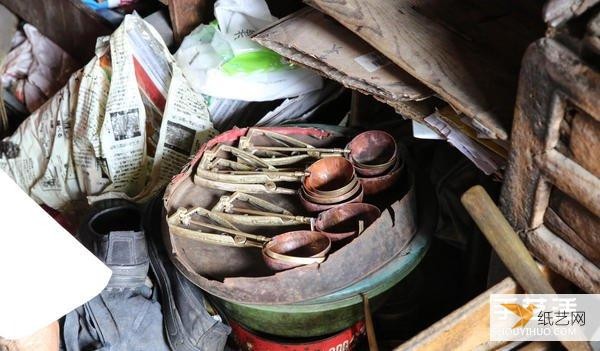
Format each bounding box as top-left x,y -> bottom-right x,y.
0,170 -> 111,339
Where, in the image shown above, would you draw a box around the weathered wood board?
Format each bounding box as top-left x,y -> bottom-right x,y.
500,37 -> 600,293
253,7 -> 432,105
305,0 -> 544,140
168,0 -> 211,44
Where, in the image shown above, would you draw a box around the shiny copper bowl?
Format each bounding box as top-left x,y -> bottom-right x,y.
347,131 -> 397,176
299,184 -> 364,213
302,176 -> 358,199
359,156 -> 404,196
301,178 -> 360,205
303,157 -> 355,196
315,203 -> 381,241
262,231 -> 331,271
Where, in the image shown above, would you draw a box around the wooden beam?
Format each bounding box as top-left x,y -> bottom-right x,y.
461,186 -> 555,294
168,0 -> 210,45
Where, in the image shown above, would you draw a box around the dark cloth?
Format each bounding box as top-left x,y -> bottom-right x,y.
63,203 -> 170,351
63,198 -> 230,351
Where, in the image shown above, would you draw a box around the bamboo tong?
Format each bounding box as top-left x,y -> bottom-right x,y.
171,206 -> 271,248
239,129 -> 349,159
194,130 -> 350,194
167,193 -> 328,268
169,193 -> 313,248
211,192 -> 313,227
195,144 -> 302,194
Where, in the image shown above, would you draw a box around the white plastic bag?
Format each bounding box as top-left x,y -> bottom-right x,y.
175,0 -> 322,101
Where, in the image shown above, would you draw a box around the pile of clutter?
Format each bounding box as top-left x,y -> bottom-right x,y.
169,128 -> 400,275
0,1 -> 425,350
161,125 -> 427,349
0,23 -> 77,136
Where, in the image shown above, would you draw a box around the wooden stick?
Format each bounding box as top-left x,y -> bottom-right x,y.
461,185 -> 554,294
535,150 -> 600,217
461,186 -> 592,351
361,293 -> 379,351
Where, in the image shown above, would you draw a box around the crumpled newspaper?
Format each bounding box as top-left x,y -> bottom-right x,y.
1,24 -> 78,113
0,15 -> 215,212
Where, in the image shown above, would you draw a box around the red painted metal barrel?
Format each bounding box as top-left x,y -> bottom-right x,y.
230,319 -> 365,351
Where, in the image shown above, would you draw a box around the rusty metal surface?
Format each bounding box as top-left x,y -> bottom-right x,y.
162,127 -> 420,304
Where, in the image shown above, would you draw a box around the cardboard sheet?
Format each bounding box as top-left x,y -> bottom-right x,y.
253,7 -> 432,112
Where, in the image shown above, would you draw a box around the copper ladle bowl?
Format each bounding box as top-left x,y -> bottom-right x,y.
262,231 -> 331,271
315,203 -> 381,241
301,178 -> 361,204
299,184 -> 364,213
347,131 -> 397,177
359,156 -> 404,196
303,157 -> 356,196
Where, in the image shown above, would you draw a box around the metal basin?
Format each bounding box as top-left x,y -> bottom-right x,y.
163,127 -> 421,306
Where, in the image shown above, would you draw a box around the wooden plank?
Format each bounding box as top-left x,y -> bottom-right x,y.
396,266 -> 582,351
569,110 -> 600,178
545,201 -> 600,266
394,277 -> 517,351
305,0 -> 544,140
168,0 -> 210,44
0,0 -> 113,63
517,341 -> 554,351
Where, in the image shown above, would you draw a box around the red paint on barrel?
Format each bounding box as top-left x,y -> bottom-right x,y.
230,320 -> 365,351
